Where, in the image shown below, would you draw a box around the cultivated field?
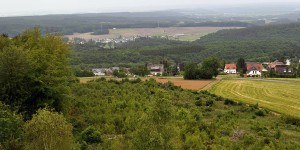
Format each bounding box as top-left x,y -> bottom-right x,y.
66,27 -> 241,41
79,76 -> 217,90
156,78 -> 216,90
209,79 -> 300,118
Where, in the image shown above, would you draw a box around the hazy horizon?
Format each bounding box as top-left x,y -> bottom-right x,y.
1,0 -> 300,17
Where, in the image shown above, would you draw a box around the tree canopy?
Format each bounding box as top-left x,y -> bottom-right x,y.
0,28 -> 75,118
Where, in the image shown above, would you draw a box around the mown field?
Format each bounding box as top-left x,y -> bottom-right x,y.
209,79 -> 300,118
66,27 -> 241,41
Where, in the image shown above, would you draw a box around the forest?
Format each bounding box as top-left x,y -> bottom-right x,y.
1,29 -> 300,149
71,23 -> 300,69
0,12 -> 253,37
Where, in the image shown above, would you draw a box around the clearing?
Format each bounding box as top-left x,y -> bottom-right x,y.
209,79 -> 300,118
66,27 -> 241,41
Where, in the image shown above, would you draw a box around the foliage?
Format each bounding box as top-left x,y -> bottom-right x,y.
130,64 -> 150,76
236,58 -> 247,74
23,108 -> 75,150
64,79 -> 300,148
0,102 -> 24,150
113,68 -> 128,78
0,29 -> 75,118
80,126 -> 102,144
184,57 -> 220,80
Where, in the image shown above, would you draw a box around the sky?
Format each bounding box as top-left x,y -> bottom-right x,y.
0,0 -> 300,17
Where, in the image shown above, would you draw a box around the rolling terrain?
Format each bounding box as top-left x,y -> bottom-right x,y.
209,79 -> 300,118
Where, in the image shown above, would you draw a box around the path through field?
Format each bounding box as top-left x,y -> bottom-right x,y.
209,79 -> 300,118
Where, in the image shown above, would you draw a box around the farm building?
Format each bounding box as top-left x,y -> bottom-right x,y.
274,65 -> 293,74
147,64 -> 164,76
92,68 -> 108,76
224,64 -> 237,74
269,60 -> 293,74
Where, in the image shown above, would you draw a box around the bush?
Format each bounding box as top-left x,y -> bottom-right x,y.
24,109 -> 75,149
81,126 -> 102,144
284,116 -> 300,126
255,110 -> 266,116
224,99 -> 237,105
205,99 -> 214,107
195,100 -> 202,106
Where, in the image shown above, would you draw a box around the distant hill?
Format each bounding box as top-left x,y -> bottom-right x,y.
194,23 -> 300,61
71,23 -> 300,67
0,11 -> 253,37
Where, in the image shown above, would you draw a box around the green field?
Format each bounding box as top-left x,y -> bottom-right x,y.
66,27 -> 241,42
268,78 -> 300,82
209,79 -> 300,118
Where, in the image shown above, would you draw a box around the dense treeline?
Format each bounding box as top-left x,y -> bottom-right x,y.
197,23 -> 300,42
1,30 -> 300,149
0,12 -> 251,36
195,23 -> 300,61
71,22 -> 300,68
71,37 -> 205,67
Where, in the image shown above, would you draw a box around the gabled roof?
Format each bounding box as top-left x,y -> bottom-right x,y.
224,64 -> 236,69
269,61 -> 285,69
247,63 -> 263,72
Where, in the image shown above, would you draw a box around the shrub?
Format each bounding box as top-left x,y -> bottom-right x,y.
24,109 -> 75,149
255,110 -> 266,116
205,99 -> 214,107
81,126 -> 102,144
195,100 -> 202,106
283,116 -> 300,126
224,99 -> 237,105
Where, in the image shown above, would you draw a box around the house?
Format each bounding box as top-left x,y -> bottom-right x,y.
268,60 -> 284,70
246,63 -> 263,76
224,64 -> 237,74
92,68 -> 107,76
274,65 -> 293,74
147,64 -> 164,76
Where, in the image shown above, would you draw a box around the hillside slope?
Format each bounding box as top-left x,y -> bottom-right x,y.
195,23 -> 300,61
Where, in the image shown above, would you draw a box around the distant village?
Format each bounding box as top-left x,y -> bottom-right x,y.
91,59 -> 298,78
224,59 -> 294,77
92,63 -> 184,77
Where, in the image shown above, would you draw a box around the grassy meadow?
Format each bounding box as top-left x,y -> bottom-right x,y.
66,27 -> 241,41
209,79 -> 300,118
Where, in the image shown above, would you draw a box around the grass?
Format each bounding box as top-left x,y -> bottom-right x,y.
267,78 -> 300,82
66,27 -> 241,41
209,79 -> 300,118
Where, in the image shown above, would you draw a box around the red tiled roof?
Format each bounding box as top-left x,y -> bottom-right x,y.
247,63 -> 263,72
268,62 -> 284,69
225,64 -> 236,69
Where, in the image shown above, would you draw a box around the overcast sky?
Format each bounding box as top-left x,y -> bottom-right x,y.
1,0 -> 300,17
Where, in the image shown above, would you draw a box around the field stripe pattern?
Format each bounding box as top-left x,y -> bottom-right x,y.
209,79 -> 300,118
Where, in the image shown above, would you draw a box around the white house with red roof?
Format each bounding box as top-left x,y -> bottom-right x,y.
224,64 -> 237,74
246,63 -> 263,76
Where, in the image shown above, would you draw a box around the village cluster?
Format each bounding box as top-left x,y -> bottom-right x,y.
224,60 -> 293,77
92,63 -> 184,76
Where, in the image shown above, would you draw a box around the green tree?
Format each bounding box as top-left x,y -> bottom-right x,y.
24,108 -> 75,150
201,57 -> 220,78
0,102 -> 24,150
184,63 -> 200,80
236,58 -> 247,74
0,28 -> 75,118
